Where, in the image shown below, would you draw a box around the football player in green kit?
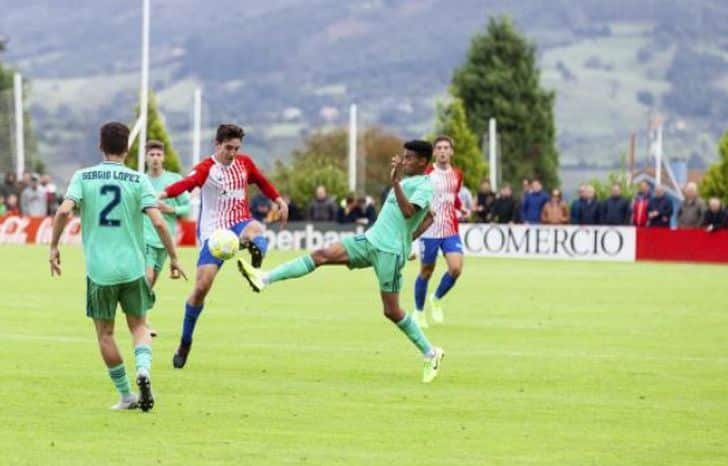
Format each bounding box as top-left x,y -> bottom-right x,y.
237,140 -> 445,383
142,140 -> 191,337
49,122 -> 186,411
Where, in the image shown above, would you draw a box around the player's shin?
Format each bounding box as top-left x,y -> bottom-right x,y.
181,302 -> 204,345
266,254 -> 316,284
396,312 -> 435,357
108,363 -> 134,400
414,276 -> 429,311
435,272 -> 457,299
134,344 -> 152,377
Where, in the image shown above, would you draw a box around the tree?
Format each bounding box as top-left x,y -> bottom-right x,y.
451,16 -> 559,192
700,129 -> 728,205
431,98 -> 487,192
360,127 -> 403,199
126,91 -> 182,173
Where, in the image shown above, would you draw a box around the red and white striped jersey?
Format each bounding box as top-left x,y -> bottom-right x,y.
422,164 -> 463,238
164,154 -> 280,242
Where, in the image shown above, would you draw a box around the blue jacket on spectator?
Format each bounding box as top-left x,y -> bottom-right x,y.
600,195 -> 632,225
521,190 -> 549,224
570,198 -> 584,224
647,195 -> 673,227
575,199 -> 600,225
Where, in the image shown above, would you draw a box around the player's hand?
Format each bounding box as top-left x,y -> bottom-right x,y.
157,191 -> 168,200
276,198 -> 289,229
390,154 -> 403,183
169,259 -> 187,281
157,201 -> 175,214
49,247 -> 62,277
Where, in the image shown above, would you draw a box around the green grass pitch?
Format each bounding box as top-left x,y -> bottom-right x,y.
1,245 -> 727,465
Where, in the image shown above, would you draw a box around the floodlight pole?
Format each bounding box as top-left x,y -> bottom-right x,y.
13,73 -> 24,178
655,123 -> 662,186
348,104 -> 357,192
137,0 -> 150,173
192,87 -> 202,168
488,118 -> 497,191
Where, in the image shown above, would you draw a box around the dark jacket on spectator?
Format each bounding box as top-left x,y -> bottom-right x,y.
475,190 -> 496,222
337,204 -> 376,225
647,196 -> 673,227
632,193 -> 650,226
520,190 -> 549,224
600,195 -> 631,225
308,197 -> 338,222
491,195 -> 519,223
570,198 -> 583,224
677,198 -> 706,228
575,199 -> 600,225
702,209 -> 726,230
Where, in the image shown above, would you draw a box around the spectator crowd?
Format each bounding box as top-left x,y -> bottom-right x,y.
3,170 -> 727,234
0,171 -> 60,219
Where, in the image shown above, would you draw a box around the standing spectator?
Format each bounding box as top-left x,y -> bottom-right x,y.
702,198 -> 726,232
284,195 -> 303,221
40,175 -> 59,215
647,185 -> 673,227
491,184 -> 519,224
458,185 -> 474,222
19,171 -> 32,192
632,181 -> 651,226
677,182 -> 706,228
540,189 -> 569,224
337,194 -> 375,225
520,179 -> 549,224
600,184 -> 631,225
1,172 -> 20,198
20,174 -> 48,216
250,193 -> 272,223
5,193 -> 20,216
574,185 -> 600,225
308,185 -> 338,221
520,178 -> 531,217
474,180 -> 496,222
0,195 -> 6,217
570,184 -> 586,224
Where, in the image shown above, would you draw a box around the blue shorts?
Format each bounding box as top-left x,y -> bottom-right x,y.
419,235 -> 463,265
197,220 -> 252,268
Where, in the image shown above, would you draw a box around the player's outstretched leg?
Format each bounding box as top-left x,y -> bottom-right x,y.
381,292 -> 444,383
174,265 -> 218,369
238,254 -> 315,292
94,319 -> 138,410
414,239 -> 439,328
429,247 -> 463,324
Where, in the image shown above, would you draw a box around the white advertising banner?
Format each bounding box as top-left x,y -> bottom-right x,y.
459,224 -> 636,262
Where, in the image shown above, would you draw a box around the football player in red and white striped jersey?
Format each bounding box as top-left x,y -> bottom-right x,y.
413,135 -> 465,328
159,124 -> 288,368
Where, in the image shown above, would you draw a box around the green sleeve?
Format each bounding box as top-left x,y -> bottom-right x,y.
409,180 -> 433,210
139,176 -> 157,211
65,171 -> 83,203
174,190 -> 191,217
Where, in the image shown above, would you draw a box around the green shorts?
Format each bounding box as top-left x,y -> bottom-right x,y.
145,245 -> 168,272
342,234 -> 406,293
86,276 -> 155,321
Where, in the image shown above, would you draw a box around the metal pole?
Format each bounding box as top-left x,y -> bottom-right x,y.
192,87 -> 202,168
655,123 -> 662,186
13,73 -> 24,178
137,0 -> 150,173
489,118 -> 497,191
348,104 -> 357,192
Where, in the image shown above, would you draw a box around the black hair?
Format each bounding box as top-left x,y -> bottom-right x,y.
403,140 -> 433,161
100,122 -> 130,155
216,124 -> 245,143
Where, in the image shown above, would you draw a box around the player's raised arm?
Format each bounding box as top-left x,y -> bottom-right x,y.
391,154 -> 420,218
244,156 -> 288,225
159,159 -> 212,200
49,198 -> 76,277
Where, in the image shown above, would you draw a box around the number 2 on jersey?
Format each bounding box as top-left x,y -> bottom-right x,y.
99,184 -> 121,227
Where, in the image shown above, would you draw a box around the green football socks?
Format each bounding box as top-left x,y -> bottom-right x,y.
108,363 -> 132,396
396,312 -> 434,356
266,255 -> 316,284
134,344 -> 152,377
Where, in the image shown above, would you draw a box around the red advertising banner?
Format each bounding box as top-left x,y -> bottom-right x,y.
635,227 -> 728,263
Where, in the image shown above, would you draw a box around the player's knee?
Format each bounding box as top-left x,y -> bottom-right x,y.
449,266 -> 462,279
311,249 -> 328,266
419,267 -> 434,280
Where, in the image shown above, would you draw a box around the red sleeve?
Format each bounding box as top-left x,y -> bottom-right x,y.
241,155 -> 280,200
454,168 -> 464,210
424,164 -> 434,175
164,158 -> 213,197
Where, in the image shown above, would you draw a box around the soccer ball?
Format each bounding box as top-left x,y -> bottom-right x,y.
207,229 -> 240,260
